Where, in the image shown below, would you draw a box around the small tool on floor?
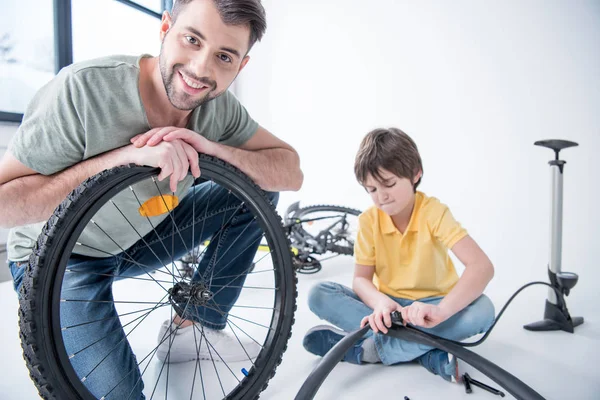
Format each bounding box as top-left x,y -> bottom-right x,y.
463,374 -> 473,394
464,373 -> 506,397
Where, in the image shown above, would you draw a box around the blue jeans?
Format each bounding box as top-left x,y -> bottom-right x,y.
9,182 -> 278,399
308,281 -> 495,365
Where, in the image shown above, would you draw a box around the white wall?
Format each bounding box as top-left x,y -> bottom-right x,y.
236,0 -> 600,305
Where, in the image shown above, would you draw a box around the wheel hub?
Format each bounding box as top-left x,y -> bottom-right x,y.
169,282 -> 213,316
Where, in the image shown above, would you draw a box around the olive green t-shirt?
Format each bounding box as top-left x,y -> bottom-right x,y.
7,54 -> 258,261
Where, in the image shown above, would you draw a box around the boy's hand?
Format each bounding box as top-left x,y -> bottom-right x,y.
400,302 -> 450,328
360,298 -> 403,334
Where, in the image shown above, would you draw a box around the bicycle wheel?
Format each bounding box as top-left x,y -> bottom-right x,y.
18,155 -> 297,400
289,205 -> 361,256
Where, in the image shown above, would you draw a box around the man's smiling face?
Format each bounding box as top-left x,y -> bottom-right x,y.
158,0 -> 251,110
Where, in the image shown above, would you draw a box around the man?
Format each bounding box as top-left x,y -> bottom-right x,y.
0,0 -> 302,398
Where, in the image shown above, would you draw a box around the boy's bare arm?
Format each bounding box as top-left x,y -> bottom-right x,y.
352,264 -> 391,309
353,264 -> 404,333
438,235 -> 494,318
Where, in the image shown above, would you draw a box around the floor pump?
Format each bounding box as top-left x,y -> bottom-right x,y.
523,139 -> 584,333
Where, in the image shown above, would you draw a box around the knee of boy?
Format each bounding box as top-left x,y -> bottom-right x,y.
478,295 -> 496,331
307,282 -> 336,314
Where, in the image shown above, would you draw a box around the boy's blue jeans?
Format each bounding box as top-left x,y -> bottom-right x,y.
9,182 -> 278,400
308,281 -> 495,365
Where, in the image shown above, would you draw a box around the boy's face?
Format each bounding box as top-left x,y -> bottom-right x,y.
363,169 -> 420,216
158,0 -> 251,110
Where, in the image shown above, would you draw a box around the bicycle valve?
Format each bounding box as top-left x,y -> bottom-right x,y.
391,310 -> 404,324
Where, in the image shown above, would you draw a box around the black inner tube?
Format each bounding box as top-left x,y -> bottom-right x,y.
295,281 -> 568,400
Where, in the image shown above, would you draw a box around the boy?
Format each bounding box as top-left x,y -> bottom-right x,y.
303,127 -> 495,382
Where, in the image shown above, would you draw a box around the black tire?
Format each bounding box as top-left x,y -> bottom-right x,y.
18,155 -> 297,400
291,205 -> 361,256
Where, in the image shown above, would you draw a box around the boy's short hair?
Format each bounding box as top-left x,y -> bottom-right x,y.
354,127 -> 423,191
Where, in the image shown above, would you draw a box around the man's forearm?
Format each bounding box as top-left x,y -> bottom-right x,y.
209,144 -> 303,192
0,148 -> 128,228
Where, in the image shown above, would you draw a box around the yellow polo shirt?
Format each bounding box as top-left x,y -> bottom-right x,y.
354,191 -> 468,300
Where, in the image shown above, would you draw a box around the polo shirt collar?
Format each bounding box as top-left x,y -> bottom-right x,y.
379,191 -> 424,234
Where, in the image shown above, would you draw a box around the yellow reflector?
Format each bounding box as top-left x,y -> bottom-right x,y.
138,195 -> 179,217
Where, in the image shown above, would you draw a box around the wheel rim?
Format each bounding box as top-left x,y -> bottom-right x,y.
33,161 -> 294,399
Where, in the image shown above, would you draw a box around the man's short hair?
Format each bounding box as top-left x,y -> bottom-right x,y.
171,0 -> 267,51
354,127 -> 423,191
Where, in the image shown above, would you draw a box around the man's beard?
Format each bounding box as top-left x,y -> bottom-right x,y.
159,58 -> 220,111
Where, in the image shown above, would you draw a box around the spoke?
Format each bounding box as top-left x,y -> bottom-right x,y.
207,234 -> 264,283
196,322 -> 227,397
205,191 -> 235,290
226,318 -> 256,368
121,297 -> 194,400
75,242 -> 178,281
190,182 -> 197,284
208,284 -> 276,291
69,301 -> 165,359
111,199 -> 184,282
205,238 -> 267,301
123,314 -> 187,400
193,202 -> 245,284
190,322 -> 241,390
148,295 -> 195,399
211,217 -> 256,267
198,302 -> 274,337
152,177 -> 192,257
190,180 -> 214,284
79,292 -> 169,385
61,299 -> 171,306
207,264 -> 263,302
224,312 -> 275,331
129,186 -> 187,281
62,303 -> 170,331
84,220 -> 171,294
189,320 -> 207,400
210,267 -> 275,281
66,268 -> 175,285
209,238 -> 269,283
215,303 -> 276,311
204,301 -> 264,365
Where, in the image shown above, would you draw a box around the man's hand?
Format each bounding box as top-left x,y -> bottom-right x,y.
125,139 -> 200,192
131,127 -> 216,155
360,298 -> 404,334
400,302 -> 450,328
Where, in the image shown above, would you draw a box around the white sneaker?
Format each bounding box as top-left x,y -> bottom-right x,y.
156,320 -> 262,363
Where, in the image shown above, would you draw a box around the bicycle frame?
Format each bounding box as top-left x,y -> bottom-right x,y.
284,201 -> 355,256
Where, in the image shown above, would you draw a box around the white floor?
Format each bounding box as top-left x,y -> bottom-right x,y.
1,257 -> 599,400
